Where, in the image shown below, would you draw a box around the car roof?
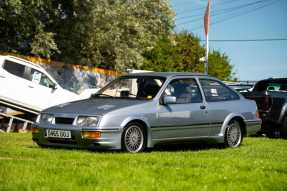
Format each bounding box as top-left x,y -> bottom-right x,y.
263,77 -> 287,81
124,72 -> 209,78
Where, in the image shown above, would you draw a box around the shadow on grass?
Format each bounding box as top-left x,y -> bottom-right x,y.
28,140 -> 224,154
152,141 -> 224,152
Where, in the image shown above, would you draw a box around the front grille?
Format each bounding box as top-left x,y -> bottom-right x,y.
55,117 -> 75,125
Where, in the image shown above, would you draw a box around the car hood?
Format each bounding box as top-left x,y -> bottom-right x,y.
43,98 -> 148,115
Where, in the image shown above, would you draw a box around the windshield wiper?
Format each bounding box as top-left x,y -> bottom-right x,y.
92,93 -> 114,98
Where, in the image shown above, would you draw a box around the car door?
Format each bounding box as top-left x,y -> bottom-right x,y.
153,77 -> 209,140
199,78 -> 241,136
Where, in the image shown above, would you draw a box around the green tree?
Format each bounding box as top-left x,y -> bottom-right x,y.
208,51 -> 233,81
1,1 -> 234,79
142,32 -> 235,80
0,0 -> 59,57
142,36 -> 181,72
0,0 -> 174,71
61,0 -> 175,71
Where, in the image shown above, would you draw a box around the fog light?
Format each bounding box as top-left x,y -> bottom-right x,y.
81,131 -> 101,139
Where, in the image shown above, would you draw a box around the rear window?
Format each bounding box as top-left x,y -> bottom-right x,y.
255,80 -> 287,92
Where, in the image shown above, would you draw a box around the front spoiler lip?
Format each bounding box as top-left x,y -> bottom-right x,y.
32,126 -> 122,150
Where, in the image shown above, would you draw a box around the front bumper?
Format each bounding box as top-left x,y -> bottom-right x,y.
32,125 -> 122,150
245,119 -> 261,136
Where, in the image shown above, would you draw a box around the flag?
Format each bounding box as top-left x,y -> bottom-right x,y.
204,0 -> 211,37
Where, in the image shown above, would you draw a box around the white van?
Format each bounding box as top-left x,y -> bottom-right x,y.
0,55 -> 82,112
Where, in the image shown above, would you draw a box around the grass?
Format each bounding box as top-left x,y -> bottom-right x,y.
0,133 -> 287,191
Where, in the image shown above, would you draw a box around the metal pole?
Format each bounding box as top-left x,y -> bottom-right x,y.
7,117 -> 13,132
205,33 -> 209,75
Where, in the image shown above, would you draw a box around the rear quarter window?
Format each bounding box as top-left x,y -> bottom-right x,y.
200,79 -> 240,102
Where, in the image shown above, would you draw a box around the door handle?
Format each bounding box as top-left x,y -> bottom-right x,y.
28,85 -> 34,88
200,105 -> 206,110
0,75 -> 5,78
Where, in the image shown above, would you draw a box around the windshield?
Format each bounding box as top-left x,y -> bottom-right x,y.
94,76 -> 166,100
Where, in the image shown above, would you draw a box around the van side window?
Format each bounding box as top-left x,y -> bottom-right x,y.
30,69 -> 55,88
3,60 -> 25,79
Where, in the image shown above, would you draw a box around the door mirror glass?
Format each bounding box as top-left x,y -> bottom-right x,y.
163,96 -> 177,105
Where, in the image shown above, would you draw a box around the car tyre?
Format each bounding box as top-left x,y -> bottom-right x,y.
122,122 -> 146,153
224,120 -> 243,148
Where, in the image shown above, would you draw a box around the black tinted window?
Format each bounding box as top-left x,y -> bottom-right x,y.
200,79 -> 240,102
164,78 -> 202,104
3,60 -> 25,78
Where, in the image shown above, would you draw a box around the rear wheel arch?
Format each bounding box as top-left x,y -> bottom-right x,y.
224,118 -> 244,148
231,116 -> 247,137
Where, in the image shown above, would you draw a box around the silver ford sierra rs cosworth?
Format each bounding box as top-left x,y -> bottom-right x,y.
32,72 -> 261,153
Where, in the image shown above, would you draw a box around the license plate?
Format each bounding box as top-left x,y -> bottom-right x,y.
46,129 -> 71,139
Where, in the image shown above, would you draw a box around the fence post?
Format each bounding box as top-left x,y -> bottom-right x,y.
6,117 -> 14,132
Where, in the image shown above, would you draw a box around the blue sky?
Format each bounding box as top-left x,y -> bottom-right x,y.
171,0 -> 287,80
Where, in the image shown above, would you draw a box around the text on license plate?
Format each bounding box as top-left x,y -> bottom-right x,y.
46,129 -> 71,139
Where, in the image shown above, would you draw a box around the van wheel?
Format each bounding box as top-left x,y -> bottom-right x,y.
122,123 -> 146,153
224,120 -> 243,148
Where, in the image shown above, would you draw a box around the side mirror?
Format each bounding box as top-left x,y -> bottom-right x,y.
50,84 -> 57,91
162,96 -> 176,105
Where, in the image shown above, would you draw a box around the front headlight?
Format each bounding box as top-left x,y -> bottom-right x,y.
76,116 -> 100,127
40,114 -> 54,124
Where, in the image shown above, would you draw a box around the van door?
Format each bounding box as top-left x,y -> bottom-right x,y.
24,68 -> 58,110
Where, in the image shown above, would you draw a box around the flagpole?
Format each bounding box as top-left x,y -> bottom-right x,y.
204,0 -> 211,75
205,33 -> 209,75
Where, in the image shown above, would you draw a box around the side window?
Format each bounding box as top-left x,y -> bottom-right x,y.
3,60 -> 25,78
164,78 -> 202,104
200,79 -> 240,102
30,69 -> 55,88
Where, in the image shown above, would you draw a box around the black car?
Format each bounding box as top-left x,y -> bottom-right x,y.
242,78 -> 287,138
